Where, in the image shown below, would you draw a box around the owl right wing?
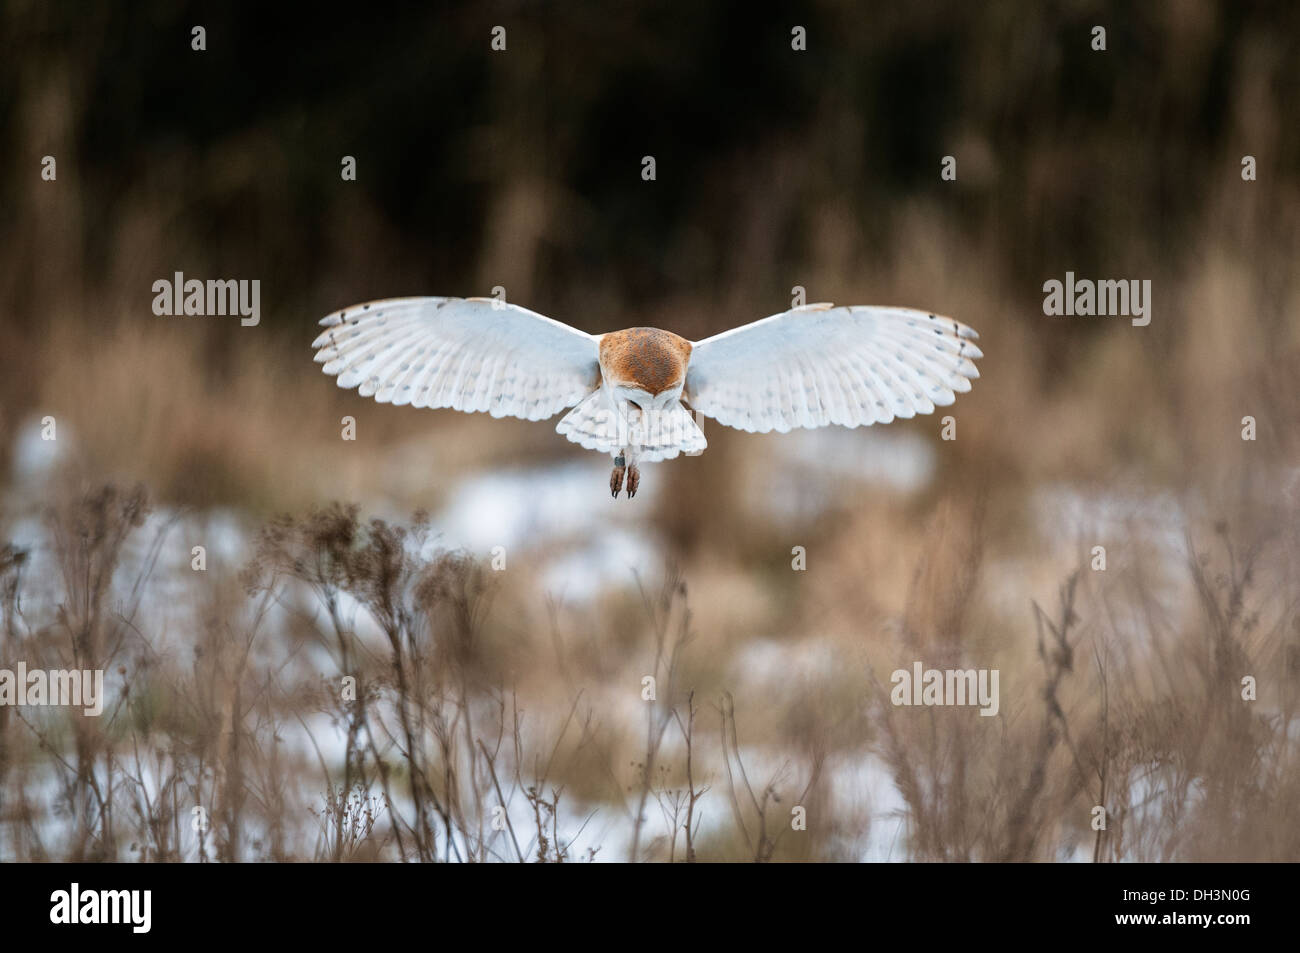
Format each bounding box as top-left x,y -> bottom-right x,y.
685,304 -> 982,433
312,297 -> 600,420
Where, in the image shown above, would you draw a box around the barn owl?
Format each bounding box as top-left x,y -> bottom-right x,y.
312,297 -> 982,497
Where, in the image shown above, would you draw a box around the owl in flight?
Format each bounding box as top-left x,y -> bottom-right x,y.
312,297 -> 982,498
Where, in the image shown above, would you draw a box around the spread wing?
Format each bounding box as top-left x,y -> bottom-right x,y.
685,304 -> 982,433
312,297 -> 599,420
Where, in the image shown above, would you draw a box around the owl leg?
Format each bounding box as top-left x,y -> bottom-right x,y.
625,446 -> 640,499
610,453 -> 626,498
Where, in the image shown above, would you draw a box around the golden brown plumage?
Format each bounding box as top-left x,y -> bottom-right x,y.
598,328 -> 693,396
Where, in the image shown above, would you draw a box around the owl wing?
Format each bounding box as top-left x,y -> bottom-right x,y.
685,304 -> 982,433
312,297 -> 600,420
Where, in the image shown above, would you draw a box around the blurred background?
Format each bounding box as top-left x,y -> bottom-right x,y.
1,0 -> 1298,861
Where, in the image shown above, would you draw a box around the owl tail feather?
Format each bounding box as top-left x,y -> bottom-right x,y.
557,392 -> 706,462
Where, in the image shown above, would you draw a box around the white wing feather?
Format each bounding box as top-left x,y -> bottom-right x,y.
685,305 -> 982,433
312,297 -> 599,420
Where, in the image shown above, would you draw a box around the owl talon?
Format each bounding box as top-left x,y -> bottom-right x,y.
610,463 -> 626,498
626,464 -> 639,498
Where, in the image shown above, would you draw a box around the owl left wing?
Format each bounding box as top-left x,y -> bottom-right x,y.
685,304 -> 982,433
312,297 -> 599,420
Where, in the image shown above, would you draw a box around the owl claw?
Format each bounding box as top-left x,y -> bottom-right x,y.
610,459 -> 626,498
626,464 -> 639,498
